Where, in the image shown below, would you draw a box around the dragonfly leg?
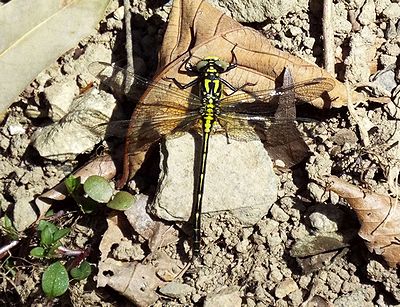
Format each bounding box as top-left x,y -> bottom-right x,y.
217,119 -> 232,144
164,76 -> 200,90
225,44 -> 238,72
176,49 -> 198,74
221,79 -> 257,94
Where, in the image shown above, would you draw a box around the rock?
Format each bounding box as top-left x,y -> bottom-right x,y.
333,286 -> 376,307
270,205 -> 290,222
382,3 -> 400,19
7,124 -> 25,136
275,278 -> 298,299
13,194 -> 37,231
344,27 -> 376,83
331,129 -> 358,146
113,6 -> 125,20
159,282 -> 194,299
210,0 -> 308,22
288,26 -> 303,37
44,77 -> 79,121
152,134 -> 278,226
309,207 -> 344,233
32,88 -> 116,161
203,287 -> 241,307
269,267 -> 283,283
357,0 -> 376,25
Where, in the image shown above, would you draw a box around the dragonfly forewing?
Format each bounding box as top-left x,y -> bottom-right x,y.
89,61 -> 204,106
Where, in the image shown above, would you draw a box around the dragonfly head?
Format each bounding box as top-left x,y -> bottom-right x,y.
196,57 -> 229,73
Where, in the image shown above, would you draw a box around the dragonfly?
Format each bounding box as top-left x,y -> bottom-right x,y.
89,57 -> 335,258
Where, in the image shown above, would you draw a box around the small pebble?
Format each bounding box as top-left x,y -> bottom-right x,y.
275,278 -> 298,299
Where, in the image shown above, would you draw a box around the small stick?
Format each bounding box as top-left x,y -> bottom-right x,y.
124,0 -> 134,94
0,240 -> 19,257
323,0 -> 335,74
346,82 -> 371,147
57,246 -> 85,257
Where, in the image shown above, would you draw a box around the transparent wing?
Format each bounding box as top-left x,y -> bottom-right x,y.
123,102 -> 201,154
88,62 -> 203,107
215,76 -> 334,139
219,77 -> 335,115
89,61 -> 205,151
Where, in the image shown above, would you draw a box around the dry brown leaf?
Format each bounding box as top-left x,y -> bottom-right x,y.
326,176 -> 400,268
99,258 -> 162,306
97,211 -> 183,305
119,0 -> 366,185
97,214 -> 165,306
159,0 -> 363,108
124,194 -> 179,252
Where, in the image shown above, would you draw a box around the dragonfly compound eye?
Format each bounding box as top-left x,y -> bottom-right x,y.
214,59 -> 229,72
196,59 -> 209,71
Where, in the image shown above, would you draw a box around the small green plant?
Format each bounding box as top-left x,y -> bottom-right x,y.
30,220 -> 92,298
0,214 -> 19,240
28,174 -> 135,298
30,220 -> 70,258
41,261 -> 69,298
65,175 -> 136,212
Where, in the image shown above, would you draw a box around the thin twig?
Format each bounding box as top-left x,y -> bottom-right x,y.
124,0 -> 134,94
323,0 -> 335,74
346,82 -> 371,147
57,246 -> 85,257
0,240 -> 19,257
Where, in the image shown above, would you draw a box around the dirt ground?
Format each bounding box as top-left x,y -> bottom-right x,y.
1,0 -> 400,306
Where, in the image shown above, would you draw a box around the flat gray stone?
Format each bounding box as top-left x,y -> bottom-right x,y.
204,286 -> 241,307
32,88 -> 116,161
159,282 -> 194,298
151,133 -> 278,225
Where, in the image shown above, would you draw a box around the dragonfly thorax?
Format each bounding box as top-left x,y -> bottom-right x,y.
196,57 -> 228,133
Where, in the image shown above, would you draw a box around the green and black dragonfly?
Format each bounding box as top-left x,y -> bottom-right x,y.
90,56 -> 335,257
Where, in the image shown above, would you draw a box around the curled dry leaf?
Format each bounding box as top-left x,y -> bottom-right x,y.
326,176 -> 400,268
100,258 -> 163,306
119,0 -> 366,185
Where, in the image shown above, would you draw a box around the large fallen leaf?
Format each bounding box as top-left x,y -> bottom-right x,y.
158,0 -> 364,108
326,176 -> 400,268
0,0 -> 111,116
119,0 -> 365,186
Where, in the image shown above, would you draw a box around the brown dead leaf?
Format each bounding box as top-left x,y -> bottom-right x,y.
97,214 -> 164,306
124,194 -> 179,252
326,176 -> 400,268
97,214 -> 178,306
99,258 -> 163,306
118,0 -> 366,185
159,0 -> 363,108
